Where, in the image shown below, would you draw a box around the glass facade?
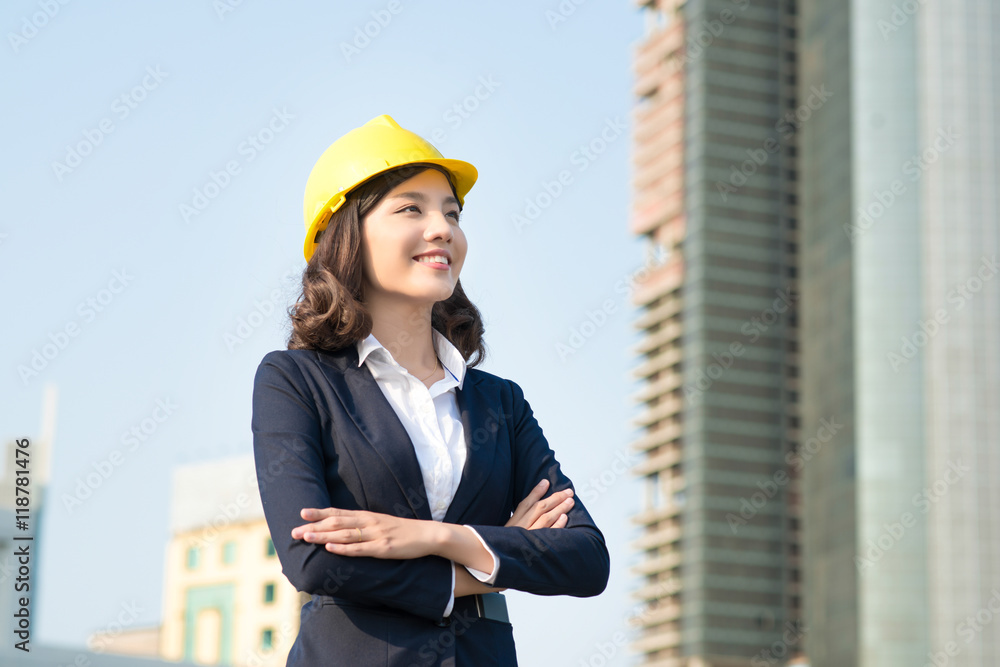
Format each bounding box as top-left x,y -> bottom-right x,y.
799,0 -> 1000,664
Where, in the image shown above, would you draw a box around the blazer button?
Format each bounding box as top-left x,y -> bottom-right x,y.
434,615 -> 451,628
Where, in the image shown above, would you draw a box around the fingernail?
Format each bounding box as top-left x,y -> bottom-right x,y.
538,479 -> 548,487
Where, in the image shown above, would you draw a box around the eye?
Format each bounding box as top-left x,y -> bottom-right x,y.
398,204 -> 461,223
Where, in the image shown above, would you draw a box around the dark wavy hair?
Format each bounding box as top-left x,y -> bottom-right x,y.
286,163 -> 487,368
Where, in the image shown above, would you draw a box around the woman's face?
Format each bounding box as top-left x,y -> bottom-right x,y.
359,168 -> 467,306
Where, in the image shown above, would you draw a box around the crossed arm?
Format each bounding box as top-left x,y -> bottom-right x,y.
251,355 -> 609,621
290,477 -> 575,596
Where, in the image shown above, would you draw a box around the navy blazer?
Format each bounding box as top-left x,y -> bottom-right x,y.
251,344 -> 610,666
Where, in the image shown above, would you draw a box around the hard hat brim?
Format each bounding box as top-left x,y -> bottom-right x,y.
302,157 -> 477,262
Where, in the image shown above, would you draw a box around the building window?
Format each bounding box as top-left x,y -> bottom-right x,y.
222,541 -> 236,565
640,1 -> 668,35
265,537 -> 276,557
261,628 -> 274,651
646,472 -> 661,510
264,583 -> 275,604
186,546 -> 200,570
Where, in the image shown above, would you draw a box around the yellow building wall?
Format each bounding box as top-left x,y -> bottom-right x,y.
160,518 -> 306,666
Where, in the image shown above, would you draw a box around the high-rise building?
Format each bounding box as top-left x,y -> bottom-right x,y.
798,0 -> 1000,665
628,0 -> 804,664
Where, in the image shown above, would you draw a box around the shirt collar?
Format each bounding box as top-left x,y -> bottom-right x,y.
356,328 -> 466,390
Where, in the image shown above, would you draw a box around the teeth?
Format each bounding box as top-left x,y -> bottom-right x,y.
416,255 -> 449,265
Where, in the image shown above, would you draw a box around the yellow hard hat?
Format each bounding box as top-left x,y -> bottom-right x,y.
302,114 -> 478,261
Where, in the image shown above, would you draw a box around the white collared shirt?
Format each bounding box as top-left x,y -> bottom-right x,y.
356,328 -> 499,616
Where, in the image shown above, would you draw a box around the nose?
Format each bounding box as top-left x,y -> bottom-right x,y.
424,210 -> 454,242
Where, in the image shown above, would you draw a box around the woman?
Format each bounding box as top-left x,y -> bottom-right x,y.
251,114 -> 610,666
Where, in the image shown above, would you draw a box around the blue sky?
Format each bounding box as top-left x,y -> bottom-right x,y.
1,2 -> 648,665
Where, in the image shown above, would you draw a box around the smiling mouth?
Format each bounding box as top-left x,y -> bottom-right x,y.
413,255 -> 451,268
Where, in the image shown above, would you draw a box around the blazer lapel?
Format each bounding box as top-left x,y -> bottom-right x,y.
442,373 -> 499,524
316,344 -> 500,525
317,345 -> 434,521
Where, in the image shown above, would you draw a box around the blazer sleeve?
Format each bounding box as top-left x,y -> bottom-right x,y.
464,378 -> 611,597
251,351 -> 453,621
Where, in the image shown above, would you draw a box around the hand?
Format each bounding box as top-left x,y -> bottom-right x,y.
291,507 -> 435,559
505,479 -> 574,530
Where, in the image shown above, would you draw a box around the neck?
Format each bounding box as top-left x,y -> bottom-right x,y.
366,297 -> 439,375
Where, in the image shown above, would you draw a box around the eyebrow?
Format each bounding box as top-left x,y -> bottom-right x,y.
388,191 -> 460,207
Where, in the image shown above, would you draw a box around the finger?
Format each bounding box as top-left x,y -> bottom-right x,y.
509,480 -> 550,525
531,496 -> 574,529
292,516 -> 361,539
552,513 -> 569,528
325,541 -> 371,556
301,507 -> 350,520
514,480 -> 549,515
301,527 -> 366,544
524,488 -> 573,523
